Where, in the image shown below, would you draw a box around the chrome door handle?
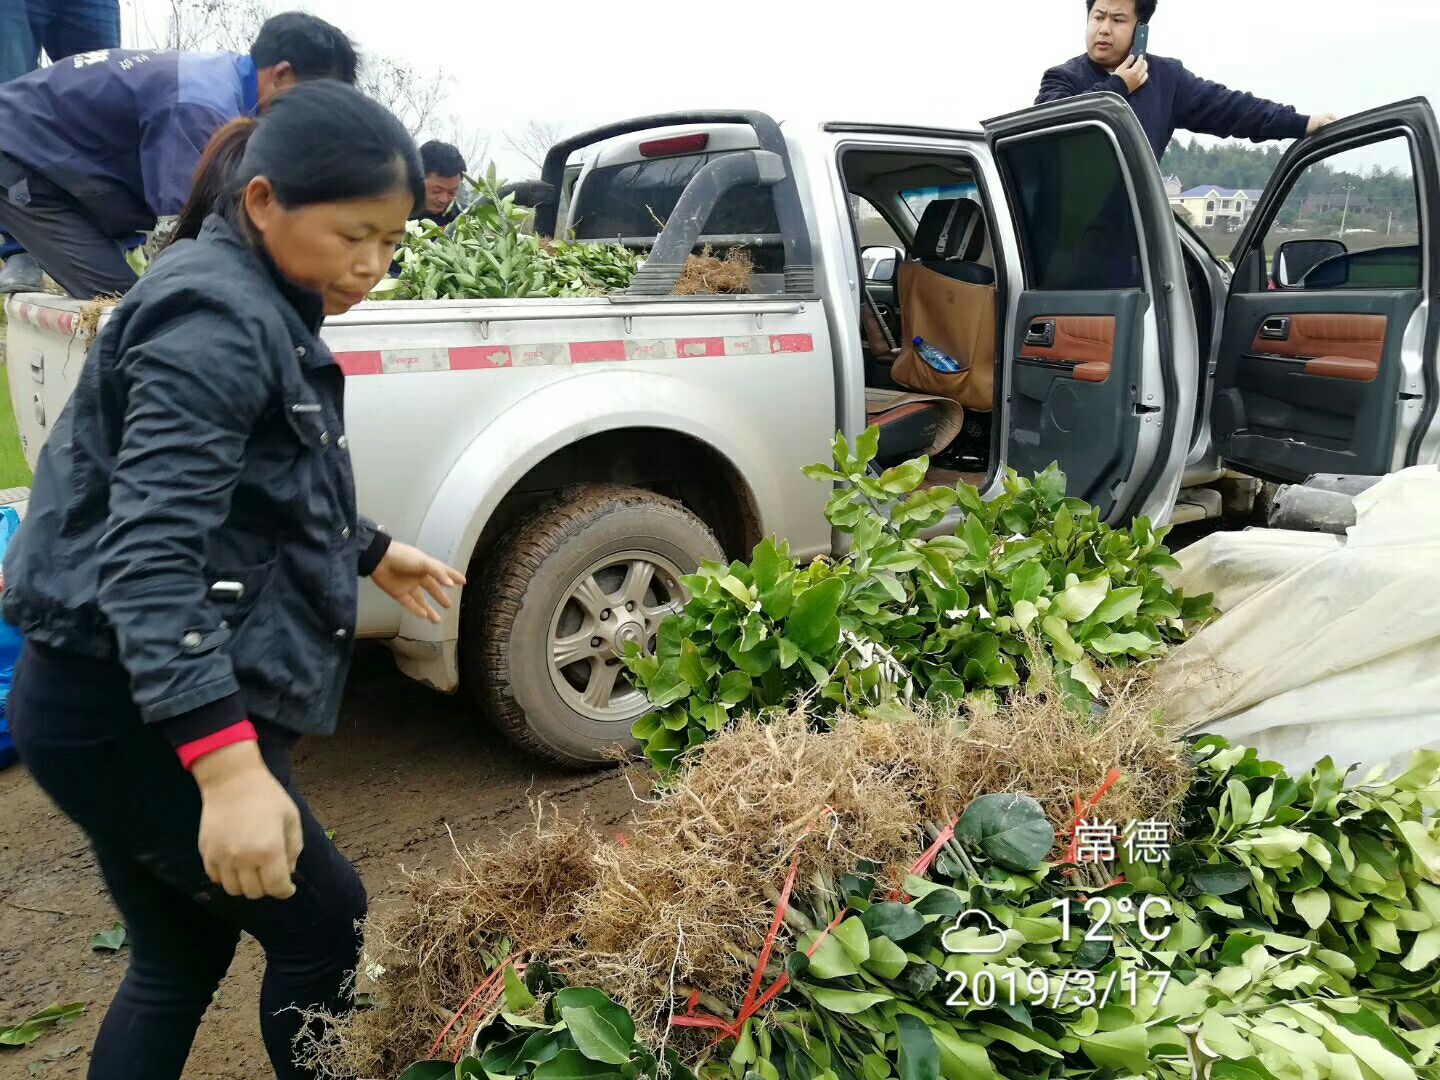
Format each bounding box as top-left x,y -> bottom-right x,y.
1259,316 -> 1291,341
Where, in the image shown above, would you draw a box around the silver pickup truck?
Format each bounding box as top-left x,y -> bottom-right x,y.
7,95 -> 1439,766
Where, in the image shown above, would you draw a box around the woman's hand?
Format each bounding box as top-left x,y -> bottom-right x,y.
372,541 -> 466,623
193,742 -> 302,900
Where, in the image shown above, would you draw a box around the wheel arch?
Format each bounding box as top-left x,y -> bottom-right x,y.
391,373 -> 777,688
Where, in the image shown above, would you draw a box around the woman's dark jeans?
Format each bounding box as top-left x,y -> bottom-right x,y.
10,641 -> 366,1080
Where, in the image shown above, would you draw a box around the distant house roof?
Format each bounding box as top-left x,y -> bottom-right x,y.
1179,186 -> 1265,200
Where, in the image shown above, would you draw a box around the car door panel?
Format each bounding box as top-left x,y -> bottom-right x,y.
985,93 -> 1196,523
1214,288 -> 1420,477
1214,98 -> 1438,482
1020,313 -> 1117,381
1010,297 -> 1144,507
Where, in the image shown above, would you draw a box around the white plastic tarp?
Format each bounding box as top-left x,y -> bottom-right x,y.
1161,466 -> 1440,775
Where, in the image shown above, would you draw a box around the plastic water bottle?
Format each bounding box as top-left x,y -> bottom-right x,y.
913,337 -> 963,374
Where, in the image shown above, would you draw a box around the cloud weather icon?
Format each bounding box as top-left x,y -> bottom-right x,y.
941,909 -> 1009,955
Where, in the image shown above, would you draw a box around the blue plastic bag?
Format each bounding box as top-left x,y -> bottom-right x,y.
0,507 -> 24,769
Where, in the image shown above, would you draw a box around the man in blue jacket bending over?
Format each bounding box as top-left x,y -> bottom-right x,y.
1037,0 -> 1338,162
0,12 -> 356,299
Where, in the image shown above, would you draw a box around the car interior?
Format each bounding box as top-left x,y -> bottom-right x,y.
842,150 -> 1002,490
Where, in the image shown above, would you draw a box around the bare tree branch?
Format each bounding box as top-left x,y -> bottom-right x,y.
504,120 -> 567,172
356,55 -> 447,140
148,0 -> 269,52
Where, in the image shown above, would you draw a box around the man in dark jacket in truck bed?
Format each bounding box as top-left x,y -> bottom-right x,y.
1037,0 -> 1338,162
0,12 -> 356,299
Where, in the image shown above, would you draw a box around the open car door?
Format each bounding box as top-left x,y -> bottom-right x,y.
984,94 -> 1197,523
1213,98 -> 1440,482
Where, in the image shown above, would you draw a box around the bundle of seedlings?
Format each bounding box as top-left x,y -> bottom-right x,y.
380,734 -> 1440,1080
374,168 -> 641,300
311,670 -> 1191,1078
625,432 -> 1214,770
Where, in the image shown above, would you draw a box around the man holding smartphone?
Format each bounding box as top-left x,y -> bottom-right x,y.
1036,0 -> 1338,161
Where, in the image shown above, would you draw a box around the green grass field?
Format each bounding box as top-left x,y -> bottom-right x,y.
0,307 -> 34,489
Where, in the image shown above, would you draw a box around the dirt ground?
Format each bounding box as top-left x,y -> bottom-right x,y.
0,645 -> 644,1079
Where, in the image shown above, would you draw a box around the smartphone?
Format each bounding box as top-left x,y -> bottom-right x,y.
1131,23 -> 1150,58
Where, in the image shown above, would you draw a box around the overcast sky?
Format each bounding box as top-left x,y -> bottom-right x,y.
121,0 -> 1439,178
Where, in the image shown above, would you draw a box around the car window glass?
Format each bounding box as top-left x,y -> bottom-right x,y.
1262,135 -> 1420,290
996,125 -> 1143,291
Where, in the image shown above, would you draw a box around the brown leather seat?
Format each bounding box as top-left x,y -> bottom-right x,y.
890,199 -> 997,413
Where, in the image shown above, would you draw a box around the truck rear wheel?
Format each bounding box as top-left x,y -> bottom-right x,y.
468,484 -> 723,767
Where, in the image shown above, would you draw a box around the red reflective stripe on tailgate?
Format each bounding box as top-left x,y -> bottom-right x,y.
570,340 -> 627,364
769,334 -> 813,354
335,351 -> 383,375
450,345 -> 512,369
676,337 -> 726,357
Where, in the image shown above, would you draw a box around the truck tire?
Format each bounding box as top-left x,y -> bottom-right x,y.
468,484 -> 723,768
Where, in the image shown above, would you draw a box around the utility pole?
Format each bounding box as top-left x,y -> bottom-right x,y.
1339,184 -> 1354,240
1387,210 -> 1394,237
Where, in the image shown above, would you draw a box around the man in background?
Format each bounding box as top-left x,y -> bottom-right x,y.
0,0 -> 120,83
0,0 -> 123,286
414,141 -> 467,227
1037,0 -> 1338,162
0,12 -> 356,298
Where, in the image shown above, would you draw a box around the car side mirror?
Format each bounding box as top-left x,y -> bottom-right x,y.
498,179 -> 556,208
862,245 -> 903,284
1273,238 -> 1346,288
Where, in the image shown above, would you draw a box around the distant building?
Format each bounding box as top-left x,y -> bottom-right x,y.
1171,186 -> 1264,230
1163,174 -> 1183,198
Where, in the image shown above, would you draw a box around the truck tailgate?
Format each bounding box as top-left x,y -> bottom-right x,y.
5,295 -> 98,471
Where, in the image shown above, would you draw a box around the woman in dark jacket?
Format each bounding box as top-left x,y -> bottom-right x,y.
2,82 -> 464,1080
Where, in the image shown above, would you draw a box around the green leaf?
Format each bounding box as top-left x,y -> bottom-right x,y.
1008,561 -> 1048,603
777,637 -> 801,670
1092,585 -> 1144,625
879,459 -> 929,495
1186,861 -> 1253,897
1088,631 -> 1155,656
483,1031 -> 540,1075
800,931 -> 860,979
398,1063 -> 463,1080
931,1026 -> 998,1080
0,1002 -> 87,1047
718,671 -> 754,705
896,1014 -> 940,1080
750,539 -> 787,593
855,426 -> 881,467
1054,576 -> 1109,622
1294,888 -> 1332,930
1040,616 -> 1084,663
807,988 -> 892,1014
833,917 -> 872,964
956,793 -> 1055,871
1398,820 -> 1440,881
561,1006 -> 633,1065
1403,926 -> 1440,972
1079,1025 -> 1149,1075
961,514 -> 990,560
678,640 -> 708,691
533,1048 -> 624,1080
863,936 -> 909,979
786,578 -> 845,654
90,923 -> 127,952
861,902 -> 928,943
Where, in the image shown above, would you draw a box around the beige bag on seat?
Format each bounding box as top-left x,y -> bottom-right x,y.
891,263 -> 996,413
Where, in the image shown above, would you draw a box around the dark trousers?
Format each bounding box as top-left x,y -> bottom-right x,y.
0,0 -> 121,83
9,642 -> 366,1080
0,156 -> 138,298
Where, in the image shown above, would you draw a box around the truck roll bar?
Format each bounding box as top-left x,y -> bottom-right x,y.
534,110 -> 816,295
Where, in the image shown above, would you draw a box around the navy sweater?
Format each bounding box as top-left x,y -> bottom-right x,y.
1036,54 -> 1310,161
0,49 -> 257,237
